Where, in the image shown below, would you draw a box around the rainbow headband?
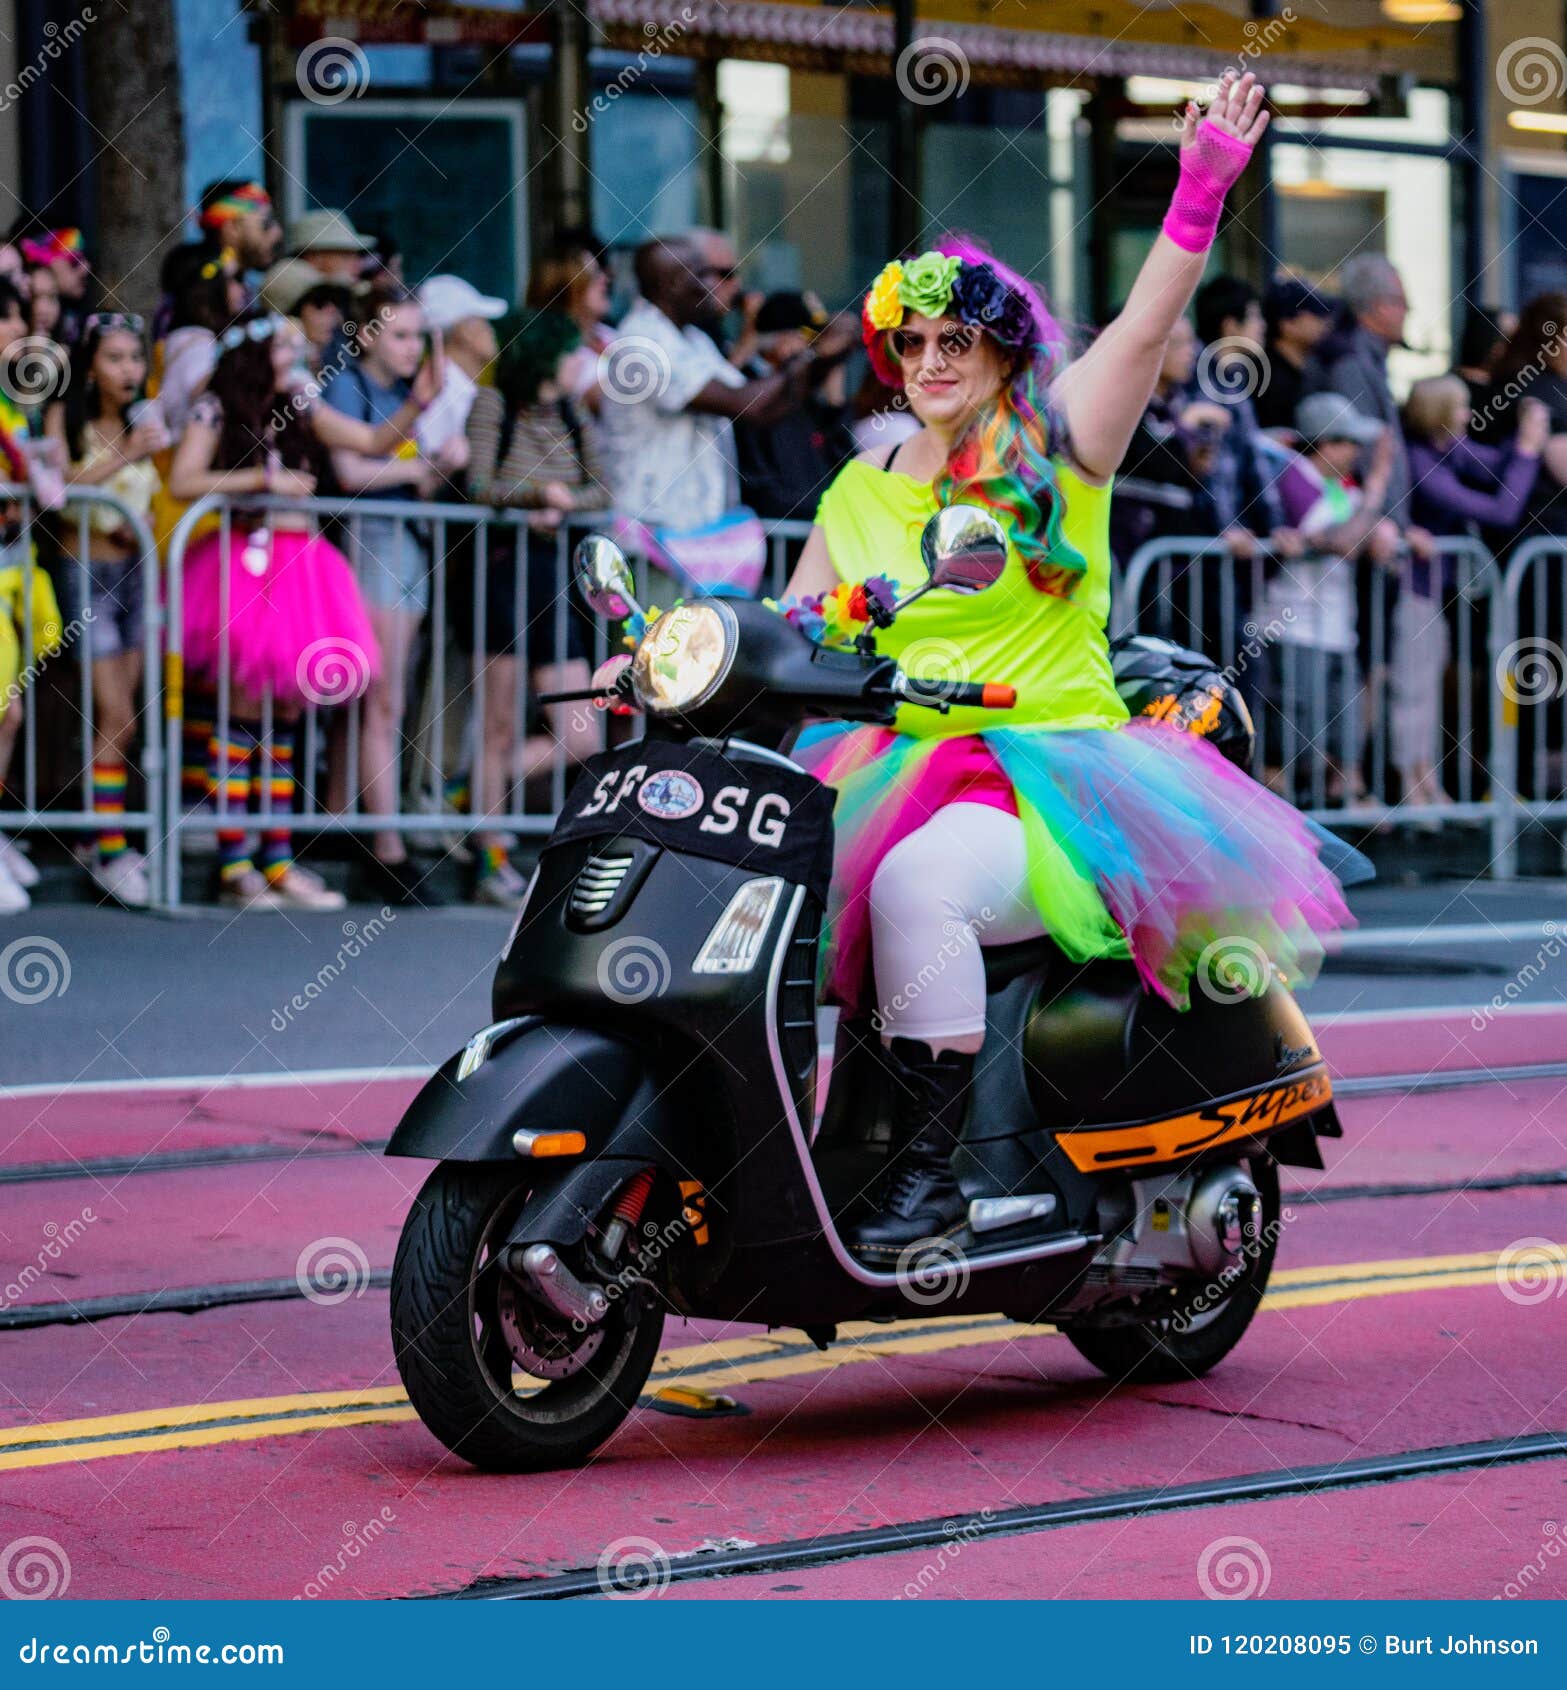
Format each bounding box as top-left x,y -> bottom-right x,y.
861,249 -> 1034,386
199,183 -> 271,231
20,228 -> 87,268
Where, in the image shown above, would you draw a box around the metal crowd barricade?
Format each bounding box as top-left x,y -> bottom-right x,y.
1493,537 -> 1567,877
0,482 -> 164,893
1119,533 -> 1504,831
159,496 -> 817,907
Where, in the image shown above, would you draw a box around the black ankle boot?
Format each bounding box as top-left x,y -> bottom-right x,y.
842,1038 -> 974,1260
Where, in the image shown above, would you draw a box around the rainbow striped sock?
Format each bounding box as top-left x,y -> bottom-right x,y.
182,711 -> 215,804
481,841 -> 508,878
255,739 -> 295,884
208,733 -> 255,881
93,760 -> 128,860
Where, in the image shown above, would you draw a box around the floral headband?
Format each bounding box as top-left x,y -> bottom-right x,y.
861,249 -> 1035,383
217,314 -> 285,354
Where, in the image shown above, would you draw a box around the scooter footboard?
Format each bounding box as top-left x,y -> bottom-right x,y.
385,1019 -> 662,1163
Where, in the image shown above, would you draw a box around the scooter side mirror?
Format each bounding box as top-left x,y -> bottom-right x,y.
574,535 -> 642,620
918,504 -> 1009,595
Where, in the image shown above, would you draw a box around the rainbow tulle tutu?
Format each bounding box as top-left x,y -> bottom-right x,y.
795,720 -> 1366,1016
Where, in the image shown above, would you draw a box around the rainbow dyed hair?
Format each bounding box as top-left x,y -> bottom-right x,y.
860,235 -> 1085,598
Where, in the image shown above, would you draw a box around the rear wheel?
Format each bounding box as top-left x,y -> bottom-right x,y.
1061,1156 -> 1280,1385
390,1163 -> 664,1472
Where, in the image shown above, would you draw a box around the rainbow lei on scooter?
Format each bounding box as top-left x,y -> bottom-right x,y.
763,576 -> 897,650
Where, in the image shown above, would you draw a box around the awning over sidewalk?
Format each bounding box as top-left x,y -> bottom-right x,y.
591,0 -> 1431,92
278,0 -> 1442,92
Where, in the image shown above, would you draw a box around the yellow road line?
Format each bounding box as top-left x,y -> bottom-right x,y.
0,1244 -> 1552,1474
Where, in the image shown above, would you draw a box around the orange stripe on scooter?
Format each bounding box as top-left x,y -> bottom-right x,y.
1054,1071 -> 1332,1171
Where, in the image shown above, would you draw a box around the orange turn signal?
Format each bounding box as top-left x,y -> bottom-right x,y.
981,683 -> 1017,709
525,1131 -> 587,1158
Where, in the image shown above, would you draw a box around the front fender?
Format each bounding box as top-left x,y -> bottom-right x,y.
386,1020 -> 658,1162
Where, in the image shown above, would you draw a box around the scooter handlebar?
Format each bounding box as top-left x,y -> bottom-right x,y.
896,675 -> 1017,712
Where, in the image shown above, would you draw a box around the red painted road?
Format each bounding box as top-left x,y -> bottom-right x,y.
663,1463 -> 1567,1601
0,1186 -> 1562,1599
1,1007 -> 1563,1601
1,1080 -> 1563,1316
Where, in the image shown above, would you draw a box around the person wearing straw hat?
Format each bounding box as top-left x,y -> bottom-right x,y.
286,209 -> 377,284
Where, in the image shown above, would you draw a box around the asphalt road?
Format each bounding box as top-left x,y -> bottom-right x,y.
1,878 -> 1565,1087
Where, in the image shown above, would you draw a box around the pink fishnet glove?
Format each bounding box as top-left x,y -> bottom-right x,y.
1162,120 -> 1255,254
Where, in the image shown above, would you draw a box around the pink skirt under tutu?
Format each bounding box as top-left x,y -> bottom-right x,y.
182,527 -> 380,706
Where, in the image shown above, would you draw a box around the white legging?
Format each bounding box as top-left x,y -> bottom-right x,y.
869,802 -> 1047,1053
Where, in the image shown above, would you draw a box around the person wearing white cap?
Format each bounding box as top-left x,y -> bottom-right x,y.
414,275 -> 507,459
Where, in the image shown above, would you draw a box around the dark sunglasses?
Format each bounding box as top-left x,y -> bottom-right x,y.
700,264 -> 739,283
888,322 -> 981,363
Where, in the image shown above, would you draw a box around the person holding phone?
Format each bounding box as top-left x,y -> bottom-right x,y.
43,312 -> 166,906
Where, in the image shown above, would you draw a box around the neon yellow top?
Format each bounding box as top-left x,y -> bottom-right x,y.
815,457 -> 1128,737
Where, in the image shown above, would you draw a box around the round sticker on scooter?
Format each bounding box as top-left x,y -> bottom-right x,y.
637,769 -> 705,821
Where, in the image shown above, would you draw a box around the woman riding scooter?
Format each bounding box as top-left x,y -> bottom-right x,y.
781,72 -> 1362,1261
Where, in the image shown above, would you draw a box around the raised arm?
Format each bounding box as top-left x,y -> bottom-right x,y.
1053,72 -> 1268,483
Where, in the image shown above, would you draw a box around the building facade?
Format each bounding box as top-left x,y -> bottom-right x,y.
3,1 -> 1567,375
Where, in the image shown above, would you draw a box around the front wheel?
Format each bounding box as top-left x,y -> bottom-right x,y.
390,1163 -> 664,1472
1061,1156 -> 1280,1385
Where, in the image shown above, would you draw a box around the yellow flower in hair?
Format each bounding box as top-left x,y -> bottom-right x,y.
865,262 -> 905,331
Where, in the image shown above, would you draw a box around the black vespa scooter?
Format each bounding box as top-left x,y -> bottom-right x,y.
387,509 -> 1342,1472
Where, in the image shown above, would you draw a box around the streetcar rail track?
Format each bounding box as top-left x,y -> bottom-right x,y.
447,1431 -> 1567,1600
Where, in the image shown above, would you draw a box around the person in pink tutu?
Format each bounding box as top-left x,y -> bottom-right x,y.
167,311 -> 416,909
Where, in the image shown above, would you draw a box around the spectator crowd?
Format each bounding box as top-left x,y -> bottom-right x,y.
1,183 -> 1564,917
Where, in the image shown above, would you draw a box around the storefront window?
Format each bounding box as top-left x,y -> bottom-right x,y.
590,84 -> 701,249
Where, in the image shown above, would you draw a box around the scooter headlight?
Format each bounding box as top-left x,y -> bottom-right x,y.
631,601 -> 736,715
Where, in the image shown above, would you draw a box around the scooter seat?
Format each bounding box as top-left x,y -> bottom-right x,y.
981,934 -> 1067,990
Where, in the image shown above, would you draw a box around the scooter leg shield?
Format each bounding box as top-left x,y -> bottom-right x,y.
385,1021 -> 656,1164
